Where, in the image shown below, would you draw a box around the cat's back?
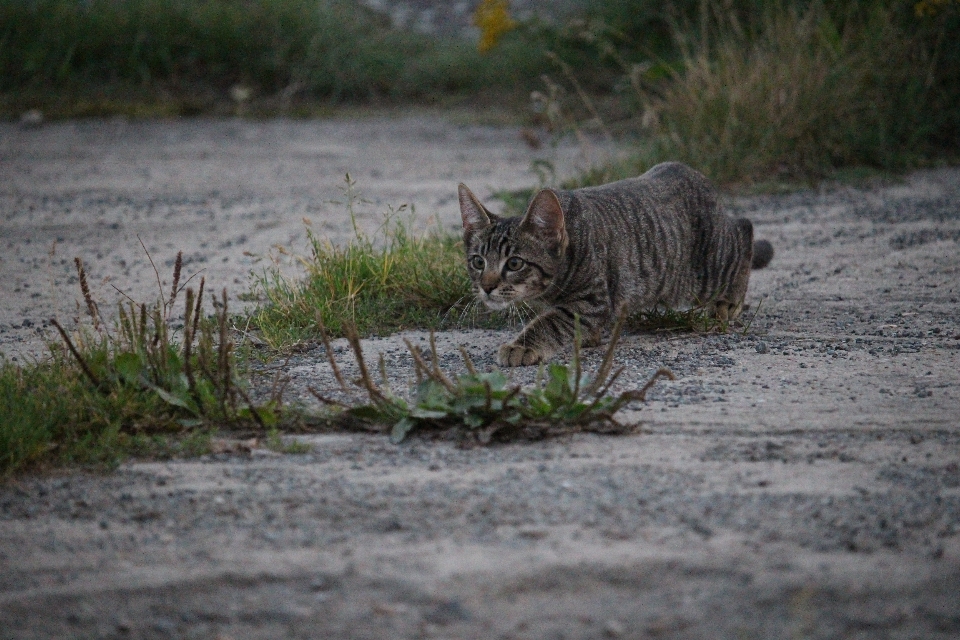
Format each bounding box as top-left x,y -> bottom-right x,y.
574,162 -> 715,213
552,162 -> 732,309
557,162 -> 718,240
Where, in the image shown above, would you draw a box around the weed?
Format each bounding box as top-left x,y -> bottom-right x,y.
57,254 -> 278,428
0,0 -> 557,117
310,316 -> 674,444
0,250 -> 282,476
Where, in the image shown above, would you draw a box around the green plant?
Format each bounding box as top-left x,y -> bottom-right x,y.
0,249 -> 283,476
250,175 -> 508,348
628,305 -> 725,335
55,253 -> 279,428
311,316 -> 674,444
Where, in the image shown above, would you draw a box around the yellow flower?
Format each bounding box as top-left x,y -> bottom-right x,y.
915,0 -> 956,17
473,0 -> 517,53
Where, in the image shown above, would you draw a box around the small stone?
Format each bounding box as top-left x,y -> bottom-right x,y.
19,109 -> 44,128
755,341 -> 768,354
603,619 -> 625,637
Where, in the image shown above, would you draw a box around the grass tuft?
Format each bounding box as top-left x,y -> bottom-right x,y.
250,176 -> 507,349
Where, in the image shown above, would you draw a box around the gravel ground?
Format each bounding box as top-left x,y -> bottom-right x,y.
1,114 -> 959,639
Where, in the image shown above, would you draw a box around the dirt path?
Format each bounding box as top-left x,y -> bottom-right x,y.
2,115 -> 959,639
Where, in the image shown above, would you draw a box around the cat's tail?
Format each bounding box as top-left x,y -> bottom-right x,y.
752,240 -> 774,269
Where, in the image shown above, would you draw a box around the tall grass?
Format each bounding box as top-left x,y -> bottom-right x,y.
7,0 -> 955,186
646,2 -> 954,181
555,1 -> 960,185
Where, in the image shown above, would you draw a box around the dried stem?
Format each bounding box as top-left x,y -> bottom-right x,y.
404,338 -> 431,383
183,288 -> 197,394
585,310 -> 627,396
635,367 -> 676,401
51,318 -> 101,387
167,250 -> 183,312
316,315 -> 348,390
138,234 -> 165,305
343,323 -> 387,403
74,257 -> 101,332
217,289 -> 233,412
233,383 -> 266,429
193,277 -> 205,333
307,386 -> 350,408
428,331 -> 457,392
459,346 -> 478,375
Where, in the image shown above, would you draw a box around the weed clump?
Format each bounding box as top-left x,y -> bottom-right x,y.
311,316 -> 674,445
0,251 -> 281,476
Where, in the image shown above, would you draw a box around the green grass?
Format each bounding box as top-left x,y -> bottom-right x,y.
249,177 -> 509,349
0,352 -> 227,473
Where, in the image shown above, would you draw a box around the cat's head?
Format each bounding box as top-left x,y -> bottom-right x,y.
458,183 -> 568,310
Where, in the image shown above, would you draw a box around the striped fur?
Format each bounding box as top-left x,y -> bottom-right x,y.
459,162 -> 773,366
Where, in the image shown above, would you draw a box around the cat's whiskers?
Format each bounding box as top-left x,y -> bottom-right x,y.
440,293 -> 471,327
505,300 -> 535,328
515,301 -> 534,327
457,297 -> 485,328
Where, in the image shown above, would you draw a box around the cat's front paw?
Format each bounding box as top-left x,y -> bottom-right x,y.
498,342 -> 545,367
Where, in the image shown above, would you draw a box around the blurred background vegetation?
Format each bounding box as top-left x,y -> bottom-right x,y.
2,0 -> 958,183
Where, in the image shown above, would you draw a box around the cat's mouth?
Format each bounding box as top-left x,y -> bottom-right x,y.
480,295 -> 512,310
477,289 -> 519,310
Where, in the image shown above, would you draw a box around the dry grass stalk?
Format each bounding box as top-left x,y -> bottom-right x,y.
167,250 -> 183,310
315,314 -> 348,390
50,318 -> 101,387
74,257 -> 101,332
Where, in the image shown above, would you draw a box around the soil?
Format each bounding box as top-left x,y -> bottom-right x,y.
1,113 -> 959,639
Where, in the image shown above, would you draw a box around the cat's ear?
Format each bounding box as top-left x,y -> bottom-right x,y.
520,188 -> 567,253
458,183 -> 498,241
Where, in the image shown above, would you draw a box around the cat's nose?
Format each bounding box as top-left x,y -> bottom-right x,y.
481,282 -> 497,294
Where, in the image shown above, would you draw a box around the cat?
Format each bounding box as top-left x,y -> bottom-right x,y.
458,161 -> 774,367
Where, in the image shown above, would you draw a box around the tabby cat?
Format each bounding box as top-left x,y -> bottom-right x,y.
458,162 -> 774,366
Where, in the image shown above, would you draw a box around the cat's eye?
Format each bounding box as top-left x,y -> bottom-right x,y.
469,255 -> 485,270
505,257 -> 525,271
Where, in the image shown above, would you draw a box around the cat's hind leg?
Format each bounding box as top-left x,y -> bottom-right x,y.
712,218 -> 755,323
